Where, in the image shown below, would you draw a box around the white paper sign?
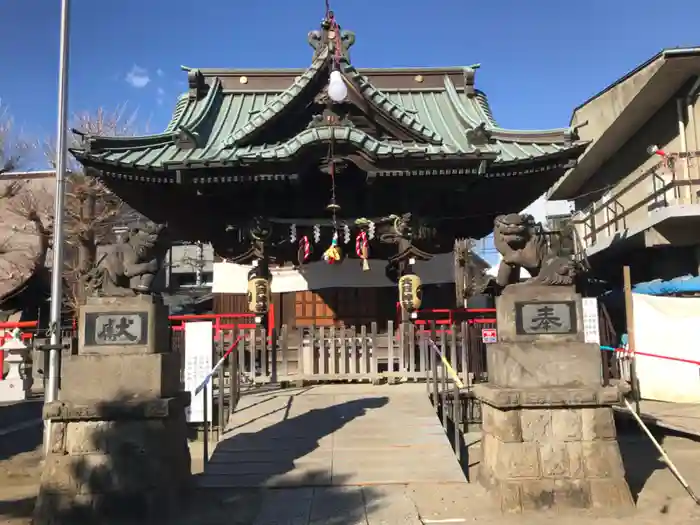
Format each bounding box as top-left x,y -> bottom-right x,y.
582,297 -> 600,344
184,321 -> 213,423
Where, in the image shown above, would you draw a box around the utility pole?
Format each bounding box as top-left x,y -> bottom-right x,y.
45,0 -> 71,452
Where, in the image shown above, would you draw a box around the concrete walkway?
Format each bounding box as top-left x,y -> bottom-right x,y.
198,383 -> 466,489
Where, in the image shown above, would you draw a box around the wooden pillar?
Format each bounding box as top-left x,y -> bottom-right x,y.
623,265 -> 641,413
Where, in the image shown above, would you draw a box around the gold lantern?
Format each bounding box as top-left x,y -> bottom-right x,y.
398,273 -> 423,314
247,277 -> 271,315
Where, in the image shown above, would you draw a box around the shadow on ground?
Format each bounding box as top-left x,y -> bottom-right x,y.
434,397 -> 479,482
179,395 -> 389,524
1,392 -> 192,525
613,411 -> 700,502
0,393 -> 390,525
0,399 -> 43,461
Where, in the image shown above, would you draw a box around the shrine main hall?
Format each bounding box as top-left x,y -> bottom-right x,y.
71,19 -> 585,327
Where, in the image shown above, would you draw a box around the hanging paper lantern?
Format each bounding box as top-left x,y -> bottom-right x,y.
247,277 -> 270,314
399,273 -> 423,313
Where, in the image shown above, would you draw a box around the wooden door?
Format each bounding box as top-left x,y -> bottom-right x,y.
295,290 -> 336,326
293,287 -> 396,327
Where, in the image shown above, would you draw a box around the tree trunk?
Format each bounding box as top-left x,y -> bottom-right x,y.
73,193 -> 98,307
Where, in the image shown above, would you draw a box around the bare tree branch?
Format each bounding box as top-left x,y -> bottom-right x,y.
0,104 -> 146,313
0,100 -> 34,176
42,105 -> 145,310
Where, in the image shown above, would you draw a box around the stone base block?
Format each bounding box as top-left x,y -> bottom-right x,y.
473,383 -> 622,410
78,295 -> 170,355
476,384 -> 634,513
60,352 -> 181,402
35,410 -> 191,524
483,477 -> 635,513
487,341 -> 603,389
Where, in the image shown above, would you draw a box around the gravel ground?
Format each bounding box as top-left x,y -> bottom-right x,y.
0,444 -> 42,525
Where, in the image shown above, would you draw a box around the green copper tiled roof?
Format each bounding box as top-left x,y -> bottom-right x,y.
72,54 -> 582,172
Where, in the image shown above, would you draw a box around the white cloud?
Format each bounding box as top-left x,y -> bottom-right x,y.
156,68 -> 165,78
156,87 -> 165,106
125,65 -> 151,88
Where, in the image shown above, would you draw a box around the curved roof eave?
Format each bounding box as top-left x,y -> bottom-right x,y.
201,126 -> 488,167
340,61 -> 444,145
75,78 -> 223,156
223,47 -> 331,147
443,76 -> 575,146
217,47 -> 447,150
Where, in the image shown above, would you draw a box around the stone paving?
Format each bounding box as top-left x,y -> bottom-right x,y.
199,384 -> 466,488
2,387 -> 700,524
182,419 -> 700,525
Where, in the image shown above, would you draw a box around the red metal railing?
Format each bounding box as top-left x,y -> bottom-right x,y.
168,303 -> 275,341
395,303 -> 497,333
0,321 -> 38,381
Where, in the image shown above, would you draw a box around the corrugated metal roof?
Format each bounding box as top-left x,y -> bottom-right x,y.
72,55 -> 582,172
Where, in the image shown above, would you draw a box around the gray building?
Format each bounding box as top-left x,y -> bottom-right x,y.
548,47 -> 700,284
164,242 -> 214,290
161,242 -> 215,314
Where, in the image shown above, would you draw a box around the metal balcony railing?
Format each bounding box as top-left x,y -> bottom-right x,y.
571,151 -> 700,251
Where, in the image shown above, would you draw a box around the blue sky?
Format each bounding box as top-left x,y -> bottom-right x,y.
3,0 -> 698,265
2,0 -> 700,141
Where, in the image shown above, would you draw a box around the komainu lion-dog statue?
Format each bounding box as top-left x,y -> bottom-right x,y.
90,222 -> 170,297
493,213 -> 575,288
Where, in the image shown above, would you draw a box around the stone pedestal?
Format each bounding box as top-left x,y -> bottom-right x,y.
474,285 -> 633,513
34,295 -> 191,525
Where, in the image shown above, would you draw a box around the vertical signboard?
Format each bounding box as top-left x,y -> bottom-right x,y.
184,321 -> 213,423
582,297 -> 600,344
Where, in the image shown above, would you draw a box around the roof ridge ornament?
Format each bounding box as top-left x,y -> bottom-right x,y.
465,122 -> 493,146
463,65 -> 478,97
187,69 -> 207,100
175,125 -> 200,150
307,15 -> 355,62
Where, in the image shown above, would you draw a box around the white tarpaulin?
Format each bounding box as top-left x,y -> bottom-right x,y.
633,293 -> 700,403
213,253 -> 458,294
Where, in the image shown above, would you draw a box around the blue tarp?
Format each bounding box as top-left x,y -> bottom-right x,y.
632,274 -> 700,296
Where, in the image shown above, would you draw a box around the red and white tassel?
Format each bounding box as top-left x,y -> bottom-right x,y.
355,231 -> 370,271
299,236 -> 310,264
